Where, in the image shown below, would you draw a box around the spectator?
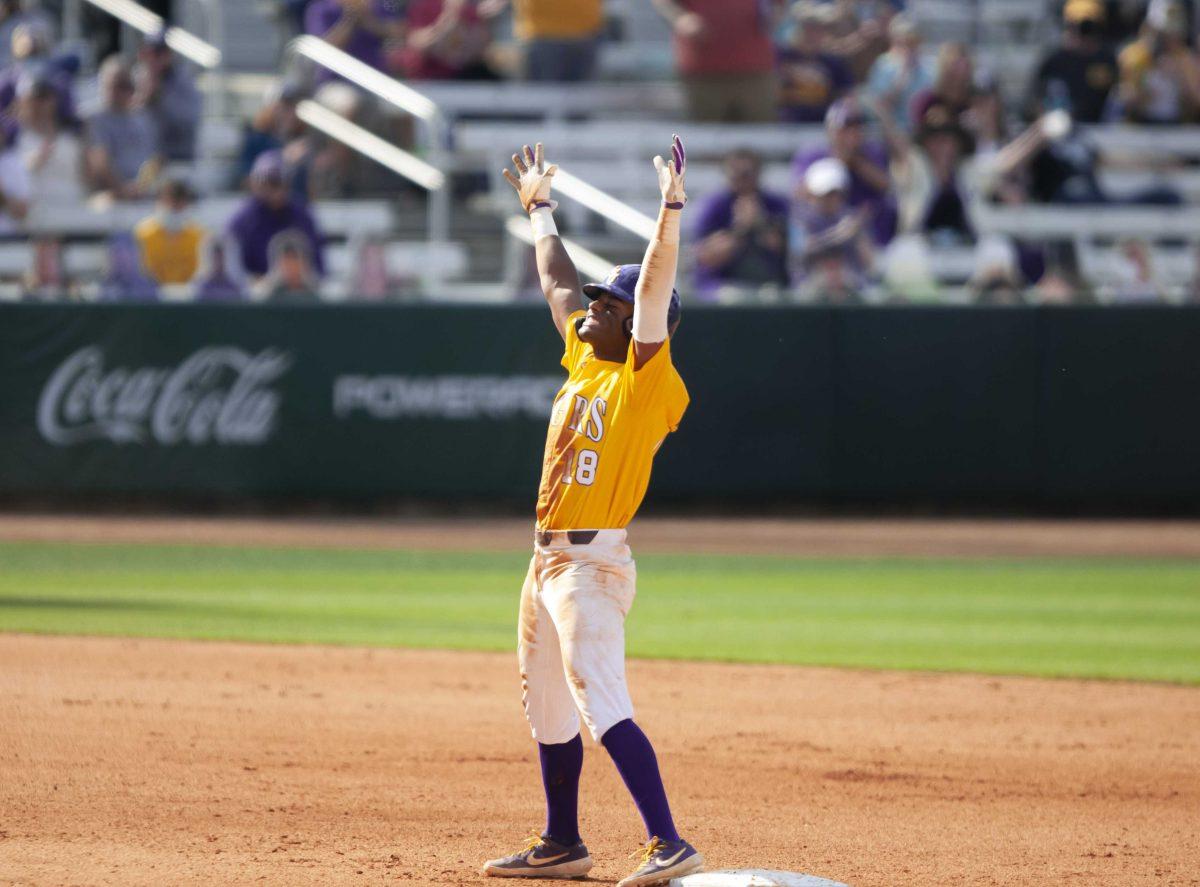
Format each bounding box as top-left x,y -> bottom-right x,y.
85,56 -> 160,200
827,0 -> 898,82
21,234 -> 70,300
1035,115 -> 1112,201
16,74 -> 86,230
793,98 -> 895,245
134,179 -> 206,285
879,233 -> 939,302
1187,242 -> 1200,303
398,0 -> 497,80
193,239 -> 245,302
1026,0 -> 1118,123
0,20 -> 78,126
226,150 -> 325,281
791,157 -> 872,288
864,14 -> 932,132
97,233 -> 160,302
911,42 -> 975,127
1022,110 -> 1181,207
889,101 -> 977,241
693,148 -> 790,296
134,31 -> 201,162
267,0 -> 311,45
236,80 -> 311,200
1032,241 -> 1094,304
969,235 -> 1025,305
0,0 -> 54,69
477,0 -> 604,81
351,236 -> 392,299
305,0 -> 406,83
258,230 -> 321,302
653,0 -> 778,122
0,115 -> 30,233
965,68 -> 1008,156
307,81 -> 387,197
1104,237 -> 1164,302
802,252 -> 866,305
1116,0 -> 1200,124
777,2 -> 854,123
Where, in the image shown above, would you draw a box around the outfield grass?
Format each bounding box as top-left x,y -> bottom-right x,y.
1,541 -> 1197,684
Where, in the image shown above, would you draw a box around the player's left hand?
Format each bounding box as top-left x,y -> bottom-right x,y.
653,134 -> 687,207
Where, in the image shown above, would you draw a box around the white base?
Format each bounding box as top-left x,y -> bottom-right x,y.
671,870 -> 850,887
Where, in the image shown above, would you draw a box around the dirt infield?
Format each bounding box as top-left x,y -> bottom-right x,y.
3,513 -> 1200,557
3,516 -> 1199,885
3,634 -> 1198,887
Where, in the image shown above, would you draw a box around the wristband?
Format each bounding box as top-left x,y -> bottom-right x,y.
663,201 -> 685,210
529,205 -> 557,240
528,200 -> 554,212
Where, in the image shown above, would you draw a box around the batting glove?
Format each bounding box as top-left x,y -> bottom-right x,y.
652,134 -> 687,208
502,142 -> 559,214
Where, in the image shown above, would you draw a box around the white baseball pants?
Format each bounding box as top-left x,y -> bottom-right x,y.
518,529 -> 637,744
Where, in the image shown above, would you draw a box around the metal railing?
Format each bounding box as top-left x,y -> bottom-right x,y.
286,35 -> 451,245
504,217 -> 613,284
75,0 -> 222,68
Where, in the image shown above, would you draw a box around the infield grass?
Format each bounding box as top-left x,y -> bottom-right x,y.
1,542 -> 1198,683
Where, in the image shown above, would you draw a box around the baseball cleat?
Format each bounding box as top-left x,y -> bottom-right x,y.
616,837 -> 704,886
482,833 -> 593,879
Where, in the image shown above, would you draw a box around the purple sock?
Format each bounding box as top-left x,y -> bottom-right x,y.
600,719 -> 680,842
537,734 -> 583,846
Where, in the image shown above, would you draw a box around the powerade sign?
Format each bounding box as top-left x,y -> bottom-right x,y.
333,374 -> 559,421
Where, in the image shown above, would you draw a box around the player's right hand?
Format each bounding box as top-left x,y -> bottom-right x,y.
502,143 -> 558,214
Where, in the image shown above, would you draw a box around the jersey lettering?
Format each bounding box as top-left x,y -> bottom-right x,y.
558,396 -> 607,486
566,395 -> 589,434
584,397 -> 606,443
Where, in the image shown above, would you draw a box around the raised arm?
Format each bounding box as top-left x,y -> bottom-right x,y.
502,142 -> 580,340
632,134 -> 687,370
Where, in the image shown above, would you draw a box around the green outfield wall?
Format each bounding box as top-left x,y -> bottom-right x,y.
1,304 -> 1197,511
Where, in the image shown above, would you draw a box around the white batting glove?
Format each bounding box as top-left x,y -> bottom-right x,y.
652,134 -> 687,208
502,142 -> 559,214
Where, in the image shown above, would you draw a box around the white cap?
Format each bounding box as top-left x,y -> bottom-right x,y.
805,157 -> 849,197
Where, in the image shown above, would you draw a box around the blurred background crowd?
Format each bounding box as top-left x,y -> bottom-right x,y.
4,0 -> 1200,304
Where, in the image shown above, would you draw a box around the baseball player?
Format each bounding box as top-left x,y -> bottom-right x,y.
481,138 -> 703,886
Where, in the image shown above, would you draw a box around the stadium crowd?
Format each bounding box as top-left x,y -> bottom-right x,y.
3,0 -> 1200,303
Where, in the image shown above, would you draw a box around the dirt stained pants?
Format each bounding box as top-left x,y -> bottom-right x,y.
518,529 -> 636,744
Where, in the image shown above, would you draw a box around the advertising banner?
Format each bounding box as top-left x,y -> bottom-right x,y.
2,304 -> 1198,510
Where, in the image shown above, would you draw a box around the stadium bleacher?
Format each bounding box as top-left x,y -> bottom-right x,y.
3,0 -> 1200,304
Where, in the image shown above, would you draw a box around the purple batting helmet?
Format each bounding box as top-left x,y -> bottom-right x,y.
582,264 -> 681,332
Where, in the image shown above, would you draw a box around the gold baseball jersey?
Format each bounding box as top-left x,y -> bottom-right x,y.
536,310 -> 689,530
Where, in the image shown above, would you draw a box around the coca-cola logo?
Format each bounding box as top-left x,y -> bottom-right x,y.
37,346 -> 292,446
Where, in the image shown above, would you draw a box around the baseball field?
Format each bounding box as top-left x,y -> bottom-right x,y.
2,514 -> 1199,886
